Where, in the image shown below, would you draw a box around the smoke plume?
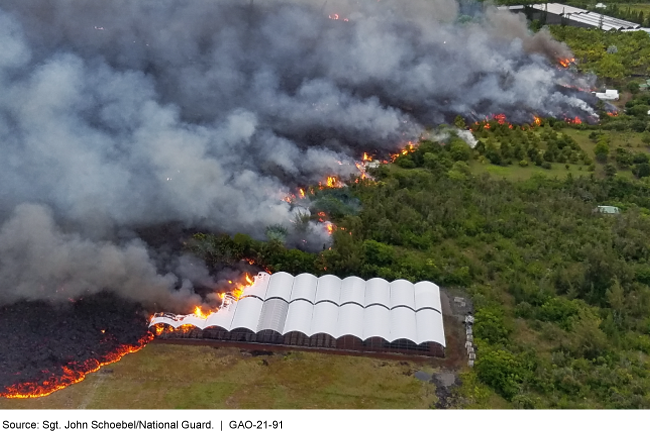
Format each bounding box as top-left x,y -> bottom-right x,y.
0,0 -> 596,308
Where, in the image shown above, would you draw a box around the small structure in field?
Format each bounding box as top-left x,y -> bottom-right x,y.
594,205 -> 621,214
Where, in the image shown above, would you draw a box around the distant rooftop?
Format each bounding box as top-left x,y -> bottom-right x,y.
531,3 -> 640,30
498,3 -> 642,31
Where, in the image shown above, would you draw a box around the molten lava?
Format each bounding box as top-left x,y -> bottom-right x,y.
1,333 -> 153,399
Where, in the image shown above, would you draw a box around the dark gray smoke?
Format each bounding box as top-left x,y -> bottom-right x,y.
0,0 -> 596,308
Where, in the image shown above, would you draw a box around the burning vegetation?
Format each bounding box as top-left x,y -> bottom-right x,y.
558,57 -> 576,68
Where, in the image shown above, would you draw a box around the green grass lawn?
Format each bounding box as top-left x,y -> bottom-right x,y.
0,344 -> 447,409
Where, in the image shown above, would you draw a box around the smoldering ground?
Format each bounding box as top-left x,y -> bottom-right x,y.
0,0 -> 597,310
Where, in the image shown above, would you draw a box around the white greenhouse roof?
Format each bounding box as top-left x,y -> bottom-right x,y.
530,3 -> 640,30
150,272 -> 446,346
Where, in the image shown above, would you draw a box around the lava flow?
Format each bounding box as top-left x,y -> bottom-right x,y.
1,333 -> 153,399
0,293 -> 151,399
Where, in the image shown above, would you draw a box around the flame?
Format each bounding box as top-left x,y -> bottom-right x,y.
299,188 -> 306,198
493,113 -> 507,125
326,222 -> 335,235
363,152 -> 372,162
390,141 -> 417,162
565,116 -> 582,125
558,57 -> 575,68
318,176 -> 343,189
151,272 -> 263,339
533,116 -> 542,126
1,333 -> 153,399
193,306 -> 217,319
328,13 -> 348,21
607,112 -> 619,117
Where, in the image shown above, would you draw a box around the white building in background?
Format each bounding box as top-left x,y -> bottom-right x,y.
593,89 -> 619,101
498,3 -> 642,31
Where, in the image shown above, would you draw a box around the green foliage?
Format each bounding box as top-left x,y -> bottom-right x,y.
449,139 -> 472,162
474,306 -> 512,345
475,347 -> 525,400
537,297 -> 580,331
605,163 -> 617,178
550,26 -> 650,79
454,115 -> 467,129
595,138 -> 610,163
190,140 -> 650,407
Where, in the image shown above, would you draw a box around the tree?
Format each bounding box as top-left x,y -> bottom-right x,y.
598,54 -> 626,81
627,82 -> 640,95
454,115 -> 467,130
634,162 -> 650,178
605,163 -> 617,178
449,139 -> 472,162
641,132 -> 650,146
594,138 -> 610,163
475,348 -> 525,400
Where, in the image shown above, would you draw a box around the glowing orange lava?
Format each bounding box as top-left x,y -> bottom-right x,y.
1,333 -> 153,399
